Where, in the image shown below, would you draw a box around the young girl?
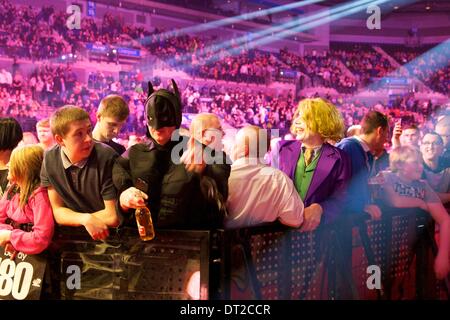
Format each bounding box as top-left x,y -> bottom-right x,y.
0,145 -> 54,255
382,145 -> 450,279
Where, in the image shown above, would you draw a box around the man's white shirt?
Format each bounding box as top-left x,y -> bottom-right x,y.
226,157 -> 304,229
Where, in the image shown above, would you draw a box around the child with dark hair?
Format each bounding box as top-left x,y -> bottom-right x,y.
337,110 -> 389,219
0,117 -> 23,196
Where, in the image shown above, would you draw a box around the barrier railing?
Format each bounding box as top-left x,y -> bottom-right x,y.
37,208 -> 449,300
216,208 -> 449,300
48,227 -> 211,300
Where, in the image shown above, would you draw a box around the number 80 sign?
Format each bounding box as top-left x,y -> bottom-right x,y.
0,247 -> 46,300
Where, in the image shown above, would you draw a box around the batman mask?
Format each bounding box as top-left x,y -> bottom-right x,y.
145,79 -> 182,130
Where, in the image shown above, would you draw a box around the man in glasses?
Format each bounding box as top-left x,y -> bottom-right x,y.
420,132 -> 450,207
435,116 -> 450,168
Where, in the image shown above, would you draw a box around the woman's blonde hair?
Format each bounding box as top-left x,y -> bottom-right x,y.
9,145 -> 44,208
389,145 -> 421,173
290,98 -> 345,142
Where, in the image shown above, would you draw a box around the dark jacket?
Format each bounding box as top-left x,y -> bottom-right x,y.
113,135 -> 230,230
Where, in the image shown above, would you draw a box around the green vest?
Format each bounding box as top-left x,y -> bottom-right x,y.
294,149 -> 321,200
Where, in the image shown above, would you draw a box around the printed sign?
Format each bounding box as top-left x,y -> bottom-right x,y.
87,1 -> 96,17
0,246 -> 47,300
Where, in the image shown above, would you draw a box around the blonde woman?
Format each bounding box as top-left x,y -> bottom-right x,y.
271,98 -> 351,231
0,145 -> 54,255
382,146 -> 449,279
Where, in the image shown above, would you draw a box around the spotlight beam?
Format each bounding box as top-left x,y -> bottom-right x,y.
162,0 -> 376,65
164,0 -> 385,69
198,0 -> 423,68
244,0 -> 394,49
153,0 -> 326,41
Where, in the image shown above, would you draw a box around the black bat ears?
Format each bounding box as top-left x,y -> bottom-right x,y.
147,81 -> 154,98
170,79 -> 180,98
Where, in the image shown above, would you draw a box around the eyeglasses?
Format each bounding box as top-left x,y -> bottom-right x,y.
421,141 -> 443,147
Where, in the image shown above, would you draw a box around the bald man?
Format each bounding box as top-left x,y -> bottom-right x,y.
183,112 -> 231,171
436,116 -> 450,168
189,113 -> 225,152
181,112 -> 231,206
225,125 -> 304,229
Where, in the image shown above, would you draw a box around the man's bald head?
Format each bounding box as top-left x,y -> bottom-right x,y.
436,116 -> 450,148
233,125 -> 269,161
190,113 -> 224,151
190,113 -> 221,133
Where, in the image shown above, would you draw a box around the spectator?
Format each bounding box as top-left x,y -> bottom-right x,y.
420,132 -> 450,205
226,125 -> 304,229
399,124 -> 421,149
92,94 -> 130,155
36,118 -> 56,150
19,131 -> 38,147
381,146 -> 450,279
346,125 -> 361,137
337,111 -> 390,220
188,113 -> 225,152
0,145 -> 54,255
272,98 -> 351,230
40,106 -> 120,240
114,79 -> 229,230
0,117 -> 23,196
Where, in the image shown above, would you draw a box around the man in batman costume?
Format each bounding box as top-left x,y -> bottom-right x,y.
113,79 -> 230,229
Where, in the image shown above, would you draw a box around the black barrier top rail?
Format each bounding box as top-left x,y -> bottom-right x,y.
216,208 -> 448,300
40,208 -> 449,300
49,227 -> 211,300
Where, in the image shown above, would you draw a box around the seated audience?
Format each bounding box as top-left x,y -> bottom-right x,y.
337,111 -> 390,220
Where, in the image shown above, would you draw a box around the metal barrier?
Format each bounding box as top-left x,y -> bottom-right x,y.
216,222 -> 354,300
45,208 -> 449,300
216,208 -> 449,300
49,227 -> 211,300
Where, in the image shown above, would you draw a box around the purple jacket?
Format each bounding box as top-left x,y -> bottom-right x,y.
271,140 -> 351,224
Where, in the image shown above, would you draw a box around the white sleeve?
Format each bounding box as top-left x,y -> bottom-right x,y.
276,172 -> 304,228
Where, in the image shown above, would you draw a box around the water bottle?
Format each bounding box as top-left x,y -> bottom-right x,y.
135,206 -> 155,241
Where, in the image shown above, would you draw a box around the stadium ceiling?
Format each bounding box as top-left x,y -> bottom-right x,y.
318,0 -> 450,13
94,0 -> 317,42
